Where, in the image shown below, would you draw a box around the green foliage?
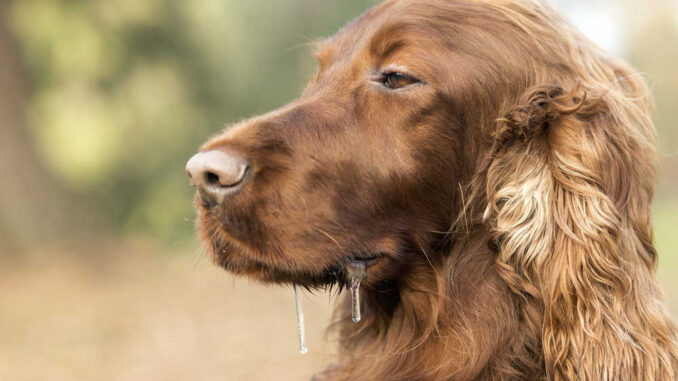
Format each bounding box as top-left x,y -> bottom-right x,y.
9,0 -> 379,242
7,0 -> 678,252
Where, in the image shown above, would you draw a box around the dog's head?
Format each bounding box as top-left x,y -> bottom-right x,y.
187,0 -> 655,296
187,0 -> 654,287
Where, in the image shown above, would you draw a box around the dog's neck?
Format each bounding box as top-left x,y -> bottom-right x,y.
320,229 -> 544,380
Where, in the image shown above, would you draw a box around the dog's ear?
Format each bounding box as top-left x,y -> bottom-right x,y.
482,84 -> 678,379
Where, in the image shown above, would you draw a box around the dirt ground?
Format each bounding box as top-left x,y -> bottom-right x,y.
1,233 -> 676,381
0,242 -> 338,381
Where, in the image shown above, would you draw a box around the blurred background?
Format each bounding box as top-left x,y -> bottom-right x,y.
0,0 -> 676,379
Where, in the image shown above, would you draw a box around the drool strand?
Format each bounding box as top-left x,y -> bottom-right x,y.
293,284 -> 308,354
347,261 -> 366,323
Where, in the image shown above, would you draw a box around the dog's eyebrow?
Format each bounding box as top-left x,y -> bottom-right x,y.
372,40 -> 406,63
368,22 -> 410,61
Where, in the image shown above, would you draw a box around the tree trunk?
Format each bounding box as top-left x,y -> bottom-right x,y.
0,2 -> 100,252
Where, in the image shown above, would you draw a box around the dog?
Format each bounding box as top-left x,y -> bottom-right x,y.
186,0 -> 678,379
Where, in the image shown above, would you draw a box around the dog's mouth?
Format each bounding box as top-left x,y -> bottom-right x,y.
201,214 -> 385,288
215,242 -> 384,290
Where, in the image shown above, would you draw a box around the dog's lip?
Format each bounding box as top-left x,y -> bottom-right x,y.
199,212 -> 386,278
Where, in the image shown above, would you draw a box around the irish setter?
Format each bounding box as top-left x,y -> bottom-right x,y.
186,0 -> 678,379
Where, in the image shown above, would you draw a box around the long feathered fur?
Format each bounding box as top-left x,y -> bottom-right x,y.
328,1 -> 678,380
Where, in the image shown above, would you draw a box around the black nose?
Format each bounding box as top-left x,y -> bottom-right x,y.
185,150 -> 250,207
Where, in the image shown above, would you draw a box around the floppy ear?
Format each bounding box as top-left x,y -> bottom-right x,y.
482,84 -> 678,380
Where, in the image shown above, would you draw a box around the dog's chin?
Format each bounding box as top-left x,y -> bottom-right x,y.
201,230 -> 345,289
205,235 -> 391,292
215,252 -> 347,289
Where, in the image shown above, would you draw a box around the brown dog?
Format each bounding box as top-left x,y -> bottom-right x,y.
186,0 -> 678,379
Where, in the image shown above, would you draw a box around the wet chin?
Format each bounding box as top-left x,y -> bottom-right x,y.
215,252 -> 345,287
203,232 -> 343,288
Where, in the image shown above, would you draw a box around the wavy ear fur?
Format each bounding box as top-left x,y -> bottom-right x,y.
482,84 -> 678,380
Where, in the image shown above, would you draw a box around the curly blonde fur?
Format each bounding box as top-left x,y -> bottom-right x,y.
482,83 -> 678,379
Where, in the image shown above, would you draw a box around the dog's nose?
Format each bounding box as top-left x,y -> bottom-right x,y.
186,150 -> 250,207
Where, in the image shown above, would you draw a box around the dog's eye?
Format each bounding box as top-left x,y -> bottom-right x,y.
382,72 -> 418,89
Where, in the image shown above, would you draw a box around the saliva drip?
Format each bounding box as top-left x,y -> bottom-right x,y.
347,261 -> 366,323
292,261 -> 365,353
293,284 -> 308,354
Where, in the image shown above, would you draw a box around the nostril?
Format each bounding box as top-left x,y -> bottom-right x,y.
185,150 -> 251,207
205,171 -> 220,186
203,165 -> 248,188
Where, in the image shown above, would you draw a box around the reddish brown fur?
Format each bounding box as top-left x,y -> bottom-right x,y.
191,0 -> 678,379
